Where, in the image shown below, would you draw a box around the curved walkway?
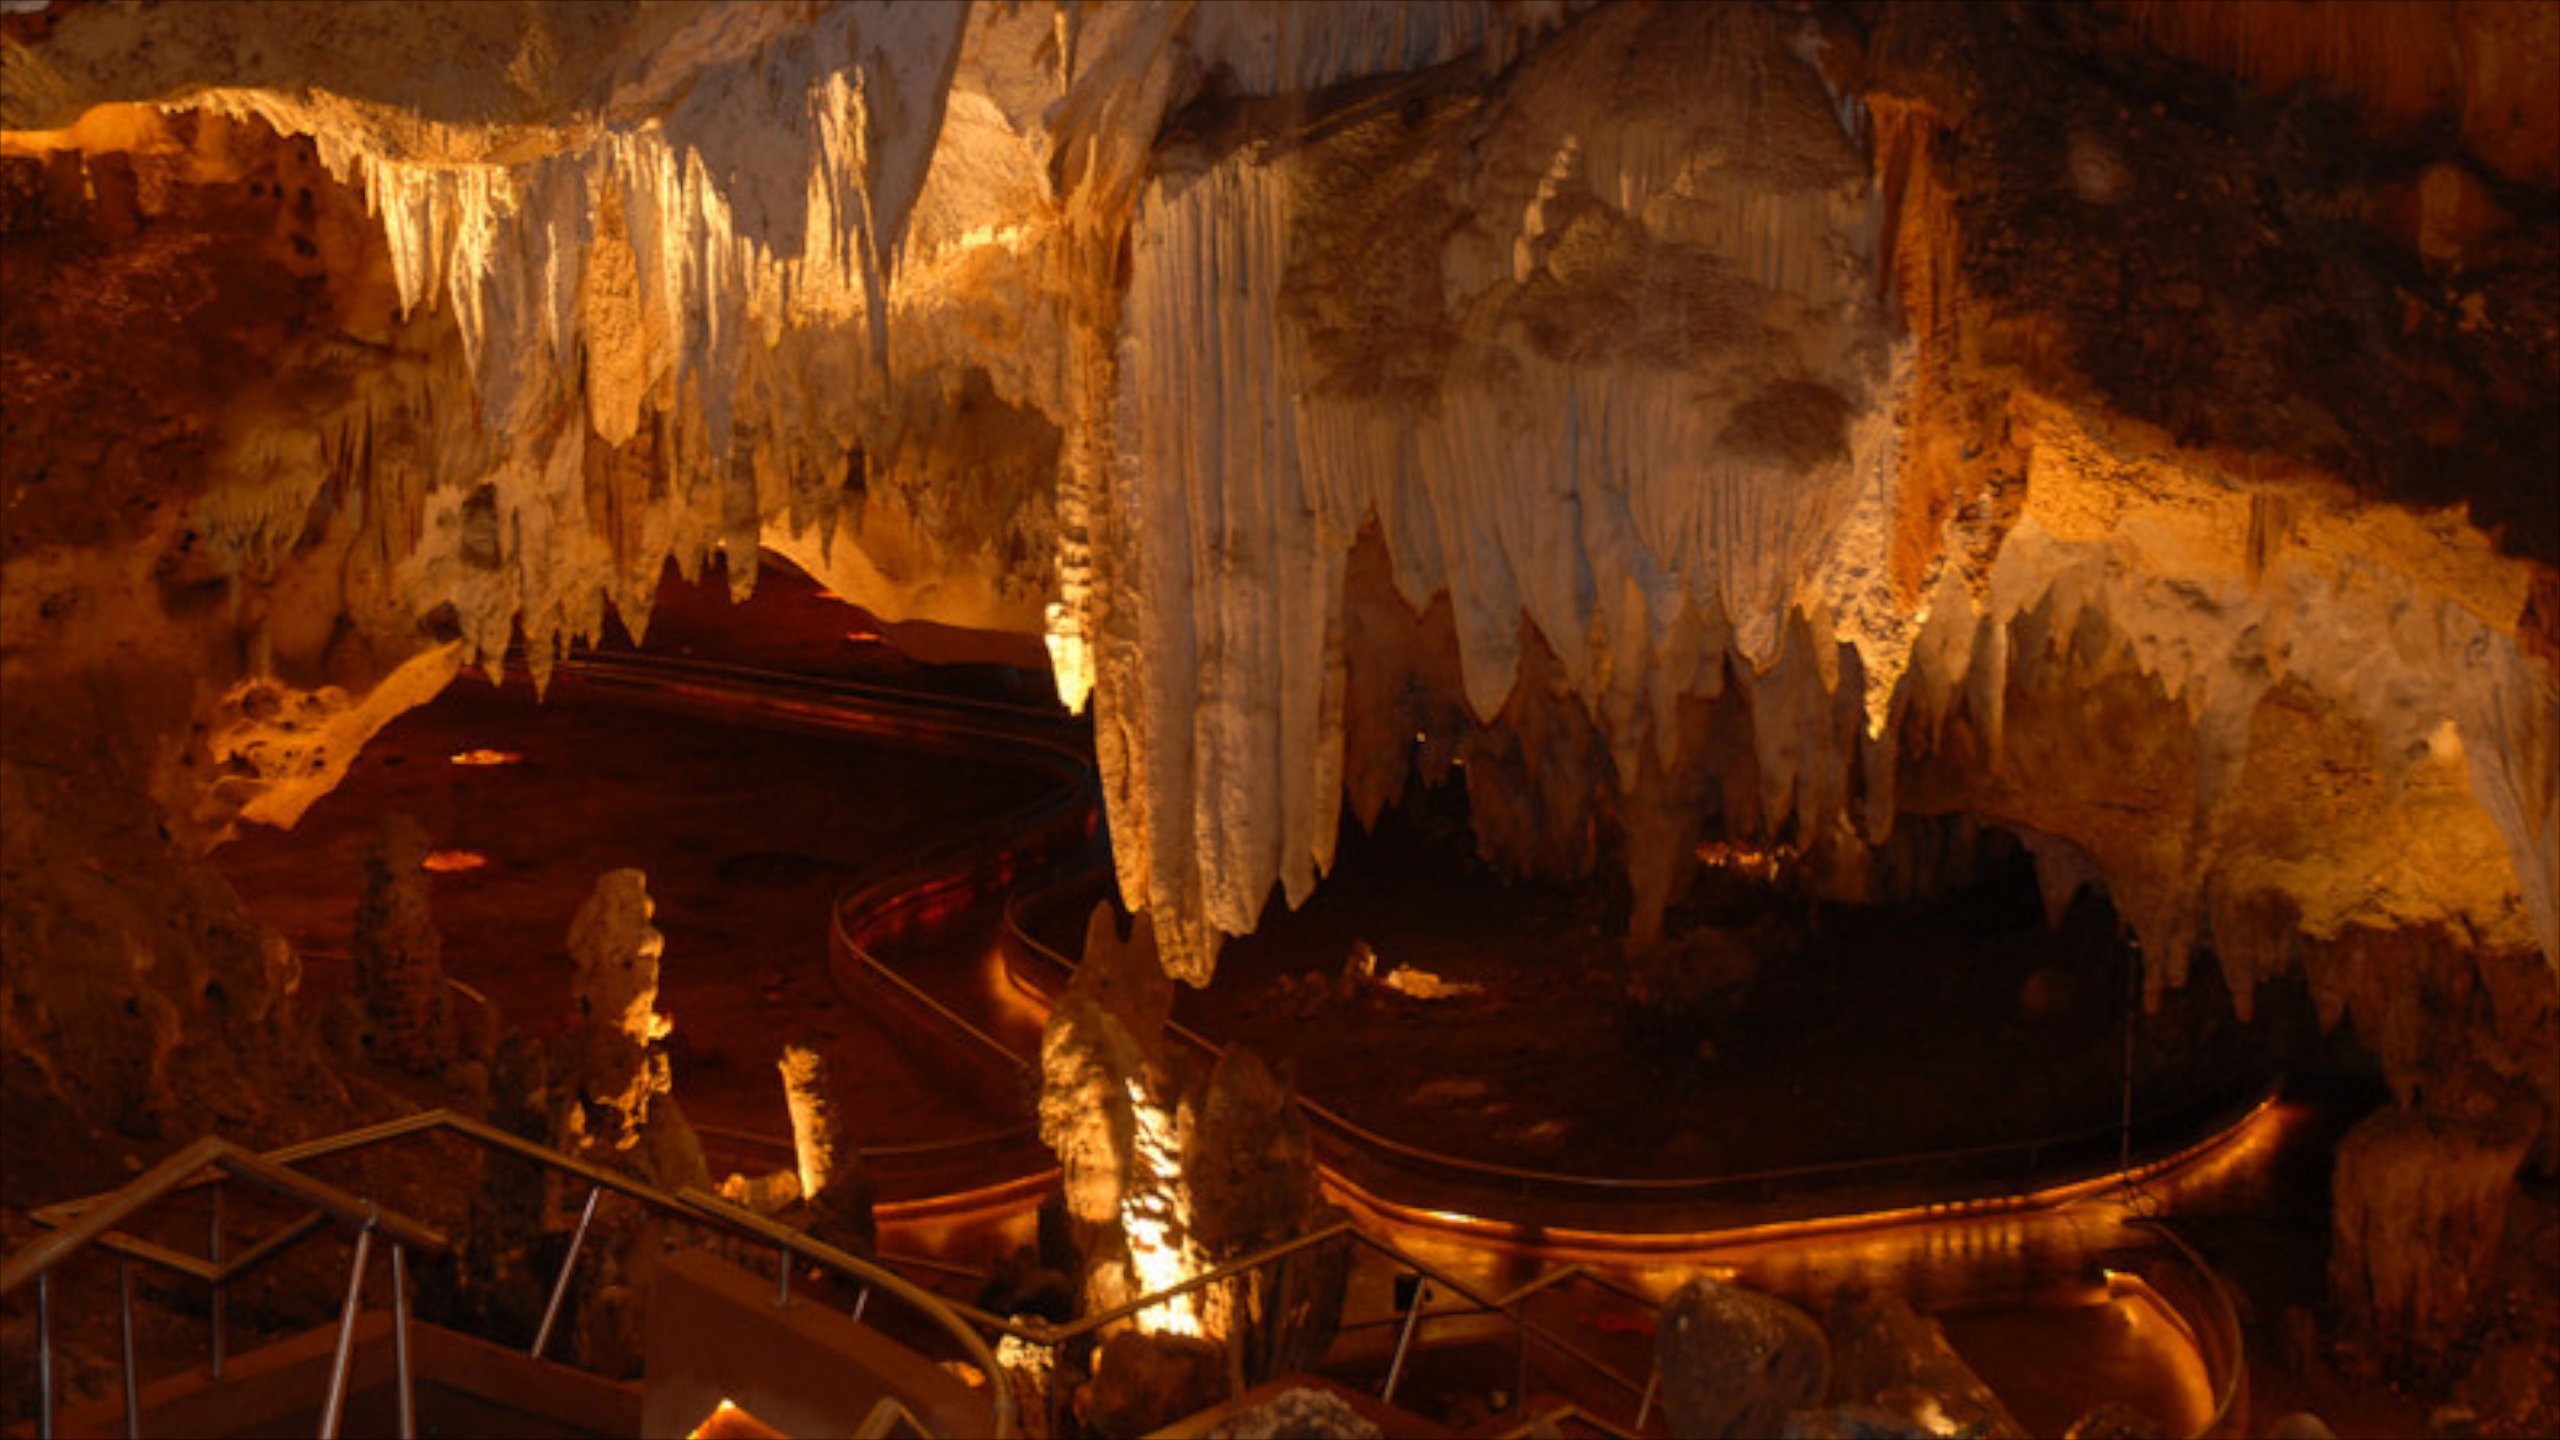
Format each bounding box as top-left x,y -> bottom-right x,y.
577,646 -> 2291,1249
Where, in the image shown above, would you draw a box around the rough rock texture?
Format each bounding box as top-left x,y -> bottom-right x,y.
1036,984 -> 1198,1331
425,1030 -> 561,1343
1076,902 -> 1177,1059
348,812 -> 455,1074
1821,1286 -> 2025,1438
1078,1329 -> 1228,1439
1184,1048 -> 1348,1384
7,0 -> 2546,992
1656,1276 -> 1832,1440
778,1041 -> 877,1256
564,868 -> 674,1148
2331,1102 -> 2540,1366
2,0 -> 2556,1378
1202,1387 -> 1383,1440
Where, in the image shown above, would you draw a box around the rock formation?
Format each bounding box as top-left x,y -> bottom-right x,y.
1821,1286 -> 2024,1438
778,1041 -> 877,1256
2332,1101 -> 2541,1367
3,0 -> 2555,1382
1655,1275 -> 1832,1439
565,867 -> 675,1141
560,867 -> 706,1191
348,811 -> 456,1074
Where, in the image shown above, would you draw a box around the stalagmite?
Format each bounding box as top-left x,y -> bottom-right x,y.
349,812 -> 456,1075
5,0 -> 2560,1153
779,1042 -> 877,1255
566,868 -> 675,1149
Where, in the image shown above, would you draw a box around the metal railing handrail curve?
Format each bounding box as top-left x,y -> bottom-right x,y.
1001,860 -> 2281,1211
8,1107 -> 1016,1438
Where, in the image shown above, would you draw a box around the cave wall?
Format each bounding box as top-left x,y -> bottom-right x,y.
2,1 -> 2554,1152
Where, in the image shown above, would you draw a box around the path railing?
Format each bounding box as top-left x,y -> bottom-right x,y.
7,1109 -> 1016,1439
999,861 -> 2283,1230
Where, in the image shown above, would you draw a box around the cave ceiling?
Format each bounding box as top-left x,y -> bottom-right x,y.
2,0 -> 2554,996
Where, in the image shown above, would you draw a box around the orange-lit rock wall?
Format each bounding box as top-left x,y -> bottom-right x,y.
2,1 -> 2553,1213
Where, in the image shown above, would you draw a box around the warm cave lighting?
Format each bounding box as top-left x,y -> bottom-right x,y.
1694,839 -> 1796,883
843,628 -> 886,644
447,748 -> 523,766
421,850 -> 488,873
1378,962 -> 1484,1001
687,1398 -> 787,1440
1121,1076 -> 1212,1338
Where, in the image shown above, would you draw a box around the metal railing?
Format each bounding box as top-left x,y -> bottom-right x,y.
870,1216 -> 1669,1437
566,649 -> 1099,1178
2125,1218 -> 2252,1439
7,1109 -> 1016,1439
5,1135 -> 451,1440
998,861 -> 2283,1225
562,646 -> 2251,1440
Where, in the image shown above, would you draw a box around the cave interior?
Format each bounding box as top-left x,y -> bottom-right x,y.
1,2 -> 2555,1438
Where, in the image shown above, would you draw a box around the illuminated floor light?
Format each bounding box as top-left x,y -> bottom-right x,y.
447,748 -> 523,766
422,850 -> 488,873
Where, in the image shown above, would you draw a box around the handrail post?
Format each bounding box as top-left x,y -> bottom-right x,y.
37,1270 -> 54,1440
319,1218 -> 376,1440
207,1183 -> 225,1380
777,1244 -> 792,1308
1382,1276 -> 1429,1407
850,1285 -> 870,1324
117,1257 -> 140,1439
1634,1359 -> 1660,1432
1514,1315 -> 1530,1419
391,1243 -> 416,1440
532,1184 -> 603,1360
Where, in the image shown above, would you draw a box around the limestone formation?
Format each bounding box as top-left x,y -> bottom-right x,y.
565,868 -> 674,1149
1075,904 -> 1176,1056
1037,937 -> 1342,1357
1035,982 -> 1206,1332
1185,1049 -> 1348,1383
1656,1277 -> 1831,1440
1077,1330 -> 1228,1440
1201,1387 -> 1382,1440
2331,1102 -> 2539,1366
2,0 -> 2556,1399
1821,1287 -> 2024,1438
348,812 -> 455,1074
779,1041 -> 877,1256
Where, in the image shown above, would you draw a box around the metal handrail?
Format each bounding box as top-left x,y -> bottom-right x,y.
8,1137 -> 450,1440
1000,862 -> 2281,1207
8,1139 -> 449,1294
2128,1218 -> 2251,1439
546,655 -> 1646,1421
668,1187 -> 1017,1438
895,1208 -> 1660,1437
9,1108 -> 1019,1438
574,648 -> 1095,1172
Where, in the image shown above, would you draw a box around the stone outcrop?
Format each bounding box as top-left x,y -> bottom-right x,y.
348,812 -> 455,1074
778,1041 -> 877,1256
1185,1048 -> 1348,1384
2,0 -> 2554,1395
1035,982 -> 1197,1331
558,867 -> 707,1193
2332,1102 -> 2540,1366
1656,1277 -> 1831,1440
1821,1286 -> 2024,1438
1077,1329 -> 1228,1439
565,868 -> 674,1145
